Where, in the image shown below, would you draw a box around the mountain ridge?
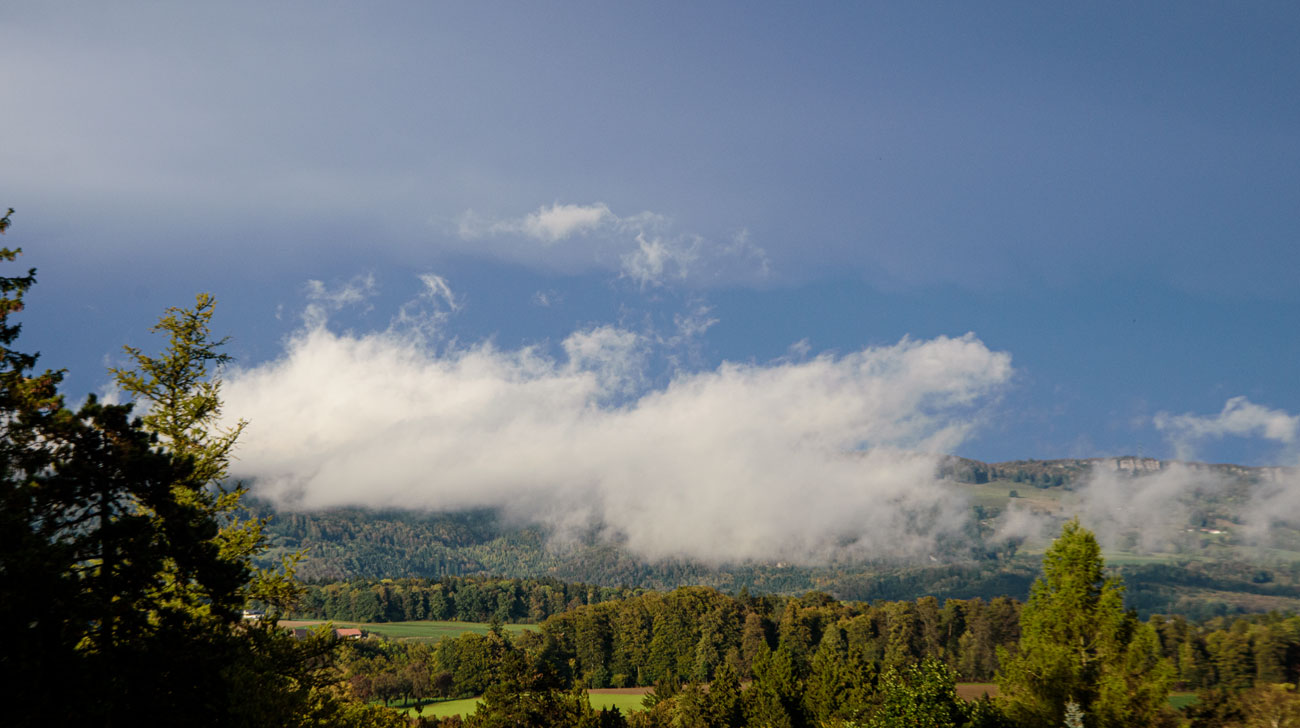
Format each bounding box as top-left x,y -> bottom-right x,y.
252,455 -> 1300,620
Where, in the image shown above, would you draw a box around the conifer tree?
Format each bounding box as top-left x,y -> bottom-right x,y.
108,293 -> 366,726
996,519 -> 1174,728
0,215 -> 401,727
745,644 -> 808,728
111,293 -> 295,616
706,662 -> 745,728
0,215 -> 218,725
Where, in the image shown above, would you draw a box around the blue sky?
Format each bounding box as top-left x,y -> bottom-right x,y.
5,1 -> 1300,483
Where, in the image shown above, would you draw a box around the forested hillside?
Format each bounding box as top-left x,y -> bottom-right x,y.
260,502 -> 1040,604
255,456 -> 1300,619
328,524 -> 1300,728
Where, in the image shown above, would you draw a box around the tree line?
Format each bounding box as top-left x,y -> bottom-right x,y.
332,522 -> 1300,727
292,576 -> 646,624
332,521 -> 1178,726
304,572 -> 1300,698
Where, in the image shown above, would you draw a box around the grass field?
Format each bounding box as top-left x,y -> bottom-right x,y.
388,691 -> 649,718
965,480 -> 1067,514
388,684 -> 1197,718
401,697 -> 479,719
278,619 -> 533,643
589,692 -> 650,714
955,683 -> 998,701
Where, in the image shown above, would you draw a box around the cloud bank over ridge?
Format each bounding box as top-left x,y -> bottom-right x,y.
223,295 -> 1013,564
990,396 -> 1300,555
1156,397 -> 1300,458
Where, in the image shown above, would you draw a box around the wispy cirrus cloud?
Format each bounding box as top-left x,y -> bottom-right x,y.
302,273 -> 378,328
455,202 -> 770,287
460,202 -> 615,243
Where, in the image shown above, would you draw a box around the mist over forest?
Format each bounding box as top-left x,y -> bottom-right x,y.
222,285 -> 1300,575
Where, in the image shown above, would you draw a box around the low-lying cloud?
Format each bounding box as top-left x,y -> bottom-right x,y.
223,310 -> 1012,564
990,397 -> 1300,555
1074,462 -> 1228,553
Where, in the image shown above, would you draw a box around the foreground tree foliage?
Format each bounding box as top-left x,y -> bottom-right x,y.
997,519 -> 1175,728
0,216 -> 403,727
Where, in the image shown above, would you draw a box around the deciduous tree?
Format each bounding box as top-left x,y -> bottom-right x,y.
867,658 -> 966,728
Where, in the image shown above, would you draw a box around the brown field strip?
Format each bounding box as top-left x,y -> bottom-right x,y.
955,683 -> 1000,701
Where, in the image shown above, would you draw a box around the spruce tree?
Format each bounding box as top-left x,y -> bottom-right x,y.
0,222 -> 236,723
706,662 -> 745,728
996,519 -> 1173,728
0,216 -> 401,727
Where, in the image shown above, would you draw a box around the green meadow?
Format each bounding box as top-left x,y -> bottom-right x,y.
385,692 -> 648,719
278,619 -> 532,643
384,687 -> 1196,718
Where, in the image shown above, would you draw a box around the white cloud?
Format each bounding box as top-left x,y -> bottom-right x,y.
390,273 -> 462,342
619,232 -> 699,287
417,273 -> 460,312
522,203 -> 612,242
1003,398 -> 1300,556
460,203 -> 614,243
983,460 -> 1232,555
562,325 -> 647,397
1074,462 -> 1226,552
302,273 -> 377,328
222,326 -> 1012,564
671,302 -> 719,342
990,501 -> 1051,545
1149,398 -> 1300,543
454,202 -> 769,287
1155,396 -> 1300,458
